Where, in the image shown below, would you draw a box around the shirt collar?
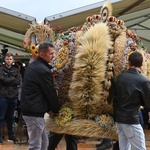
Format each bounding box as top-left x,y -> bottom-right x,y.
128,68 -> 141,74
36,57 -> 52,69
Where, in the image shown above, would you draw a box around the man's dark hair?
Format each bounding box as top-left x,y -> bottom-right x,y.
128,51 -> 143,67
38,41 -> 54,54
5,53 -> 14,58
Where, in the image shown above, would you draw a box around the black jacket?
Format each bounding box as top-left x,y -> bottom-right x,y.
20,57 -> 59,117
113,68 -> 150,124
0,65 -> 21,98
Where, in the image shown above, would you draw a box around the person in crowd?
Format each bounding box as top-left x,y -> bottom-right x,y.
48,132 -> 78,150
139,106 -> 144,127
0,53 -> 21,144
13,61 -> 25,123
147,109 -> 150,129
20,41 -> 59,150
113,52 -> 150,150
14,61 -> 25,79
24,59 -> 29,68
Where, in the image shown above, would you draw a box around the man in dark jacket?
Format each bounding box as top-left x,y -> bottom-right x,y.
20,42 -> 59,150
113,52 -> 150,150
0,53 -> 21,144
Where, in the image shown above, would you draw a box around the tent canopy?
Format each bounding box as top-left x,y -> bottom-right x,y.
44,0 -> 150,49
0,0 -> 150,51
0,6 -> 36,56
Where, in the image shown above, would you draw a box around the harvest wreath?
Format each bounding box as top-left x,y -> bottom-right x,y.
22,1 -> 150,140
45,0 -> 149,139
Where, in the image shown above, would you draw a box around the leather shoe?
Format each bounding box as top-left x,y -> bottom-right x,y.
96,138 -> 112,150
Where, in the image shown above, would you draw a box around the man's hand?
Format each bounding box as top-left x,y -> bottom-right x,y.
48,111 -> 57,119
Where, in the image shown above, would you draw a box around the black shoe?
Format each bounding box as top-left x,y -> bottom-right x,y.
0,138 -> 3,144
96,138 -> 112,150
8,136 -> 18,144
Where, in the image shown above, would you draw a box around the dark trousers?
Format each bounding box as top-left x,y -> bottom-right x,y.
113,141 -> 119,150
48,132 -> 78,150
139,110 -> 144,127
0,97 -> 18,137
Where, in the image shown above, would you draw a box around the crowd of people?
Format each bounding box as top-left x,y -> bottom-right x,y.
0,41 -> 150,150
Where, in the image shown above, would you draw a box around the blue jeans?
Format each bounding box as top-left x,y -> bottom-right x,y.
0,97 -> 18,137
116,122 -> 146,150
22,116 -> 49,150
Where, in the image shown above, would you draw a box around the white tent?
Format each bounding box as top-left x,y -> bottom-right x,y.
44,0 -> 150,50
0,6 -> 36,58
0,0 -> 150,51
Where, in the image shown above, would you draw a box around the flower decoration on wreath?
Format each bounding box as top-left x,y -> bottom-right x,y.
52,31 -> 76,85
95,114 -> 114,129
123,37 -> 139,71
22,22 -> 55,58
29,44 -> 38,57
54,107 -> 73,126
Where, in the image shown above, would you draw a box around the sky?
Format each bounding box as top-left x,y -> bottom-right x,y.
0,0 -> 103,22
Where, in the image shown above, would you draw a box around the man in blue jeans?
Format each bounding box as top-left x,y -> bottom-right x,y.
0,53 -> 21,144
